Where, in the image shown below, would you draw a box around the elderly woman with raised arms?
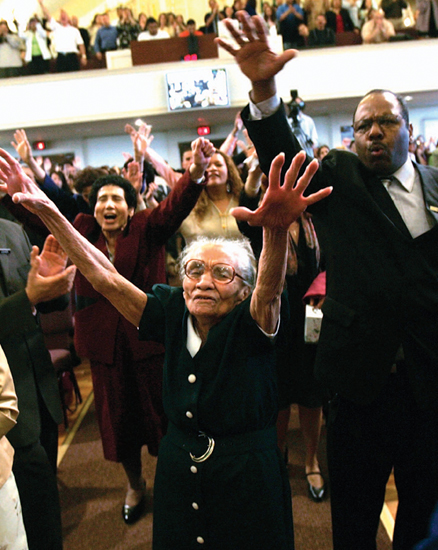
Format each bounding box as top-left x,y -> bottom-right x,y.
0,148 -> 331,550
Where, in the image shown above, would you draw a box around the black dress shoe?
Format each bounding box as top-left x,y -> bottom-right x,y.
305,472 -> 326,502
122,496 -> 145,524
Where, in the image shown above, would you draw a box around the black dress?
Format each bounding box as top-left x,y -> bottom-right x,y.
139,285 -> 294,550
276,223 -> 326,409
238,200 -> 325,410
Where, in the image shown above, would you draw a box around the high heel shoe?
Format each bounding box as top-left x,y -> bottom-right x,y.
305,471 -> 326,502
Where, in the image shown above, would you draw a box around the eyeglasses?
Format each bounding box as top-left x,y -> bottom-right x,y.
184,259 -> 245,284
353,115 -> 403,134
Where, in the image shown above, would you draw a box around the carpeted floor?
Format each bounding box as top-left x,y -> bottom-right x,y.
58,402 -> 392,549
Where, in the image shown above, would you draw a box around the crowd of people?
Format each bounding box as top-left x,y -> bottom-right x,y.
0,0 -> 436,78
0,47 -> 437,549
1,5 -> 438,550
271,0 -> 431,47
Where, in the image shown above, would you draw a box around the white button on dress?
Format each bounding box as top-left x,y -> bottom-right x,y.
186,411 -> 193,419
197,536 -> 205,544
192,502 -> 199,510
188,374 -> 197,383
190,465 -> 198,474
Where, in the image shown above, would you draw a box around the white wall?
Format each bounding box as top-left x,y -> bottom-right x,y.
3,103 -> 435,172
2,35 -> 437,167
1,39 -> 438,134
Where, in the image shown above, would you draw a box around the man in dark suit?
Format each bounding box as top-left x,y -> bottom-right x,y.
0,219 -> 76,550
308,14 -> 336,47
217,12 -> 438,550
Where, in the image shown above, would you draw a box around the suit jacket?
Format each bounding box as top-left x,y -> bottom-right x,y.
325,8 -> 356,31
73,170 -> 206,365
0,219 -> 63,448
308,27 -> 336,46
243,103 -> 438,408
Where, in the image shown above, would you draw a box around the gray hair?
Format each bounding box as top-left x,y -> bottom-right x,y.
178,236 -> 257,289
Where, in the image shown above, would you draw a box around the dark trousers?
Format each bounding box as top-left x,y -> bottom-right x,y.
12,406 -> 62,550
327,370 -> 438,550
56,52 -> 79,73
28,55 -> 50,75
13,442 -> 63,550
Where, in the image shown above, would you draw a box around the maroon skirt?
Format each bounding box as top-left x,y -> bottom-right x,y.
90,327 -> 167,462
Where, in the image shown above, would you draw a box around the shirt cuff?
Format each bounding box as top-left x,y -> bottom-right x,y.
248,93 -> 281,120
257,318 -> 280,340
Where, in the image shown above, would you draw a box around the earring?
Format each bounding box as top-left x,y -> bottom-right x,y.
226,183 -> 231,193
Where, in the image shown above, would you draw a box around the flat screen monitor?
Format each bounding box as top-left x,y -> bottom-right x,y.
166,67 -> 229,112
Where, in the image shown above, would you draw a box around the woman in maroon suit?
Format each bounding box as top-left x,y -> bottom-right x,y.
72,138 -> 214,524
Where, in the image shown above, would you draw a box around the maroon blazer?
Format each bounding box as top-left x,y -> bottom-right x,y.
73,171 -> 205,364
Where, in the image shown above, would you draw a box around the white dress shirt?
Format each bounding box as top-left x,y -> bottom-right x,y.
382,159 -> 436,238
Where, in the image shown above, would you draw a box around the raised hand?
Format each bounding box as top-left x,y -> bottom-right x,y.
144,182 -> 159,209
239,128 -> 256,157
38,235 -> 70,276
190,137 -> 215,179
125,123 -> 154,161
11,129 -> 32,165
145,181 -> 158,200
25,237 -> 76,306
0,148 -> 50,212
215,11 -> 296,100
232,151 -> 332,229
123,160 -> 143,195
234,111 -> 243,133
125,123 -> 139,149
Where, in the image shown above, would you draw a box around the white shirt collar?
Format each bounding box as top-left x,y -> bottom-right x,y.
391,158 -> 416,193
187,314 -> 202,357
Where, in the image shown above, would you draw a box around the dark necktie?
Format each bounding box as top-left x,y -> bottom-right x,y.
368,176 -> 411,238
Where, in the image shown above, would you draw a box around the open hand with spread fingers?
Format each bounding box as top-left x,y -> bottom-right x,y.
215,11 -> 297,100
0,148 -> 51,212
231,151 -> 332,230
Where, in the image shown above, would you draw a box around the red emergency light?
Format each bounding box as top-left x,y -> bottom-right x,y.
33,141 -> 46,151
197,126 -> 211,136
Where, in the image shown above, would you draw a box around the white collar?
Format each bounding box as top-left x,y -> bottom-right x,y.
391,158 -> 416,193
187,314 -> 202,357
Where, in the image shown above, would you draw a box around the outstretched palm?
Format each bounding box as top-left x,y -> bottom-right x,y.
38,235 -> 68,277
0,149 -> 50,211
216,12 -> 296,85
125,123 -> 154,158
232,151 -> 332,229
11,129 -> 32,164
